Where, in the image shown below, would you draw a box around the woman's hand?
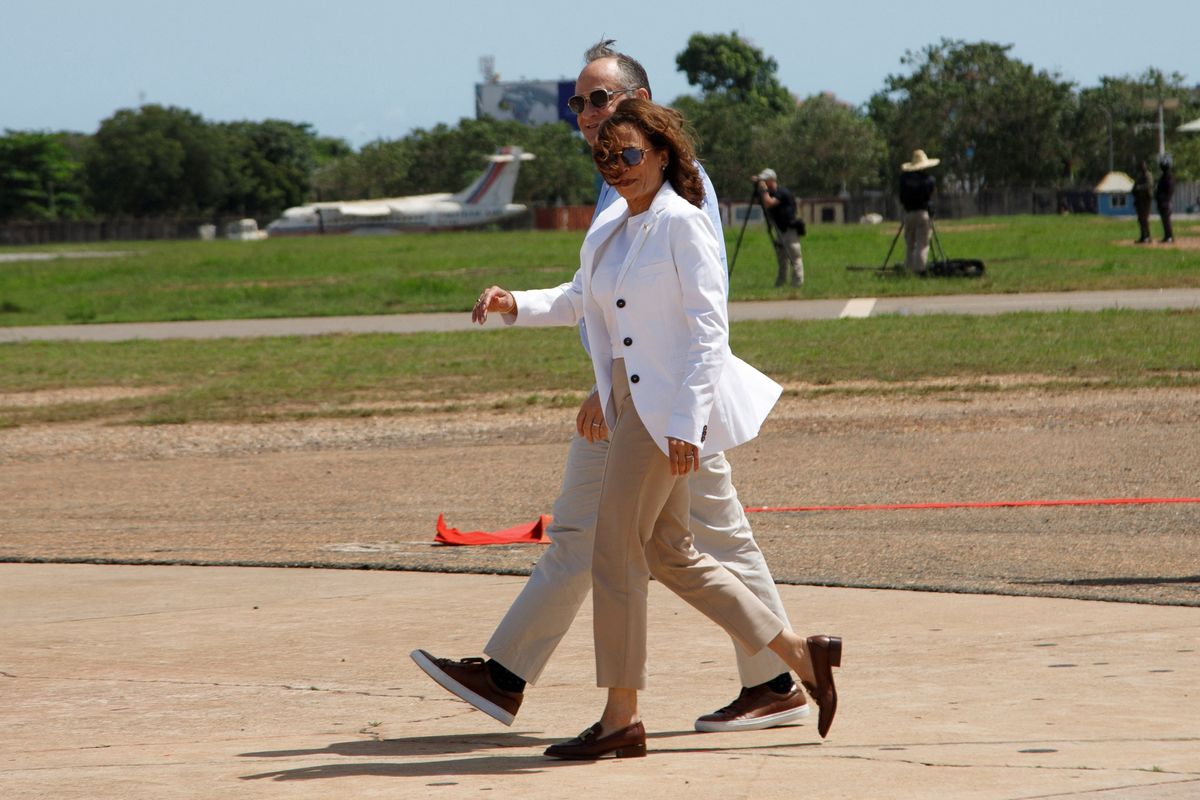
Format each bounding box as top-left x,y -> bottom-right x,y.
472,286 -> 516,324
575,391 -> 609,443
666,437 -> 699,476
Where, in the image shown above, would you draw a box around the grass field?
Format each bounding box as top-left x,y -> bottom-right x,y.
2,309 -> 1197,427
0,214 -> 1197,327
2,214 -> 1197,428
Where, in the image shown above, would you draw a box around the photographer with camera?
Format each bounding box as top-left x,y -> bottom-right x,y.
898,149 -> 939,274
754,168 -> 804,287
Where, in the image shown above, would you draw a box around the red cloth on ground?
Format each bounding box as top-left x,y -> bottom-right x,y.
434,514 -> 554,546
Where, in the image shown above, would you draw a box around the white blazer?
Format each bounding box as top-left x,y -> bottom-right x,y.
508,182 -> 781,457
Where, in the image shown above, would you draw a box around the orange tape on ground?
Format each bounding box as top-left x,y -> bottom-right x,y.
744,497 -> 1200,513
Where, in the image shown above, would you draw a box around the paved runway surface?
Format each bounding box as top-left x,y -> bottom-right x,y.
3,563 -> 1198,800
3,288 -> 1200,342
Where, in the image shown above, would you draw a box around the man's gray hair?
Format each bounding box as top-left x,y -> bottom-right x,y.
584,38 -> 652,99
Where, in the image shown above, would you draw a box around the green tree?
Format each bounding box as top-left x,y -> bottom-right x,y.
312,137 -> 416,200
675,32 -> 793,114
220,119 -> 318,217
309,117 -> 594,205
1073,70 -> 1200,182
868,39 -> 1077,189
1171,122 -> 1200,182
671,32 -> 795,201
312,135 -> 353,166
672,94 -> 779,202
503,121 -> 594,205
85,105 -> 231,215
0,130 -> 88,220
309,135 -> 359,201
400,118 -> 517,195
749,94 -> 886,197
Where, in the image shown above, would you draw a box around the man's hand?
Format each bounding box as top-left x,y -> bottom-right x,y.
472,286 -> 516,325
575,391 -> 609,443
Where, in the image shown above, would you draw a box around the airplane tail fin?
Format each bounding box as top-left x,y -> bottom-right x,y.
452,146 -> 535,207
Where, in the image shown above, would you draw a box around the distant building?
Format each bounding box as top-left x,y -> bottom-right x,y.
1094,171 -> 1135,217
798,196 -> 847,225
476,80 -> 577,129
724,197 -> 846,228
722,203 -> 766,228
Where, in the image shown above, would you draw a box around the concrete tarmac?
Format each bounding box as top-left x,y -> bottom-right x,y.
3,287 -> 1200,342
3,563 -> 1198,799
4,288 -> 1199,798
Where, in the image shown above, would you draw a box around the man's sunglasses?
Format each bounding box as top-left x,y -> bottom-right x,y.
567,87 -> 637,114
594,146 -> 658,172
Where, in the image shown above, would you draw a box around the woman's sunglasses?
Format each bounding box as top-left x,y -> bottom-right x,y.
566,87 -> 637,115
594,146 -> 658,172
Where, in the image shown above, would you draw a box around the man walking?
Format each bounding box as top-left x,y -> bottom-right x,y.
410,39 -> 808,735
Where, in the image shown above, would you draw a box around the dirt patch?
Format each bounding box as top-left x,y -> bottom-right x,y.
1114,236 -> 1200,250
2,382 -> 1198,606
784,373 -> 1108,393
0,386 -> 170,408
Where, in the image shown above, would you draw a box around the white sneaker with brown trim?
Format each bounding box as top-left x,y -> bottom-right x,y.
410,649 -> 523,726
694,684 -> 810,732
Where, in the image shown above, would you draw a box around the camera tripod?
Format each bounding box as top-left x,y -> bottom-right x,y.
728,182 -> 785,277
847,214 -> 984,278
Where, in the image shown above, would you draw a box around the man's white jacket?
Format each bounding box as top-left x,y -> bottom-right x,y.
507,182 -> 780,457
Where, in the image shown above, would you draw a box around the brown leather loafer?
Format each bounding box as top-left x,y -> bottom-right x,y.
544,721 -> 646,760
801,635 -> 842,738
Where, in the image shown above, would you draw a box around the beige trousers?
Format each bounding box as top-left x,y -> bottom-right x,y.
774,227 -> 804,286
903,209 -> 932,273
484,437 -> 792,687
592,359 -> 786,689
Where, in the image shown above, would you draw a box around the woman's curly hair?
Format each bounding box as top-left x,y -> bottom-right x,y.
593,99 -> 704,209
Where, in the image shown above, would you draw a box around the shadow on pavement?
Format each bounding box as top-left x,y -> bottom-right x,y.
240,755 -> 567,780
238,729 -> 822,781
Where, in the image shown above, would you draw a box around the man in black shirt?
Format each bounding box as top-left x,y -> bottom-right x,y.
898,149 -> 939,274
755,168 -> 804,287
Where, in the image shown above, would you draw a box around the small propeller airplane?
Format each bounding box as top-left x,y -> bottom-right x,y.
266,146 -> 535,236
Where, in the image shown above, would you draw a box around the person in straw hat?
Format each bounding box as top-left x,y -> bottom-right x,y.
899,149 -> 940,274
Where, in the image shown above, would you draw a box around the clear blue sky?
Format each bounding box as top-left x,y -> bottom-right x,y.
3,0 -> 1195,148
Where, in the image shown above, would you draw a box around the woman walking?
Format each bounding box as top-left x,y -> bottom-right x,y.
472,100 -> 842,758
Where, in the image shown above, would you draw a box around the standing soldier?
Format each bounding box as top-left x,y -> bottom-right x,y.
1156,156 -> 1175,244
1132,161 -> 1154,244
